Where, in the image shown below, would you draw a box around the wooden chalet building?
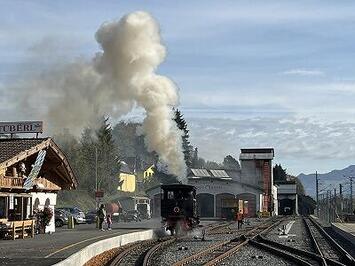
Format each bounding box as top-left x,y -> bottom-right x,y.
0,138 -> 77,233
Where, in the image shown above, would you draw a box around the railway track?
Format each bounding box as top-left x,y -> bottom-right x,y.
108,220 -> 231,266
107,216 -> 355,266
108,239 -> 156,266
303,216 -> 355,266
169,218 -> 283,266
206,221 -> 235,235
108,237 -> 175,266
244,216 -> 355,266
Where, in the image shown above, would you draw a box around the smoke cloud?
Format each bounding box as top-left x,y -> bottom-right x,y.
12,11 -> 185,177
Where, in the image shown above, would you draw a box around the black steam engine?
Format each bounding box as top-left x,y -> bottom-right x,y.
161,184 -> 199,235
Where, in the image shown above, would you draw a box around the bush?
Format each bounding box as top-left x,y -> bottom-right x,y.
37,207 -> 53,232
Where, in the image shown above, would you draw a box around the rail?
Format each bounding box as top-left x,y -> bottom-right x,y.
109,239 -> 157,266
307,216 -> 355,266
171,218 -> 283,266
142,237 -> 176,266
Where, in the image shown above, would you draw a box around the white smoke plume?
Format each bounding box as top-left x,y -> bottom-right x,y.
13,11 -> 186,177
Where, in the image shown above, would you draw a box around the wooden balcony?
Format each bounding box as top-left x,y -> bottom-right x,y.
0,177 -> 24,188
0,176 -> 60,191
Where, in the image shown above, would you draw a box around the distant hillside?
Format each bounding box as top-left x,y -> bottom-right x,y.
298,165 -> 355,196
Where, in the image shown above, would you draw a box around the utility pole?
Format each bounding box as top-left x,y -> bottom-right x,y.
339,184 -> 343,213
350,176 -> 354,213
326,190 -> 330,223
334,188 -> 337,221
95,146 -> 98,192
95,146 -> 98,209
316,171 -> 319,217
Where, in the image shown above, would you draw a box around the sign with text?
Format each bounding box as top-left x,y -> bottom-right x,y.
0,121 -> 43,134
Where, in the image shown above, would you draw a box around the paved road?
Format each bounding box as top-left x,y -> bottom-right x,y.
0,219 -> 162,266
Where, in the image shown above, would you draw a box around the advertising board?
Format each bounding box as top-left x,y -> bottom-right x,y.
0,121 -> 43,134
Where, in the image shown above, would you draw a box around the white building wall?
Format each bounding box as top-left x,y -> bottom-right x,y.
31,192 -> 57,233
272,185 -> 278,215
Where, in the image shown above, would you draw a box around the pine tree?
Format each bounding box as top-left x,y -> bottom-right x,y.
96,117 -> 120,194
273,164 -> 287,183
78,127 -> 97,192
173,109 -> 193,167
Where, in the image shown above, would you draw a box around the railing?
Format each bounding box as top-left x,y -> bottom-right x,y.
0,176 -> 60,190
0,177 -> 24,188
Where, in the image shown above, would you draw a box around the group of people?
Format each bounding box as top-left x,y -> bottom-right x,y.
96,204 -> 112,231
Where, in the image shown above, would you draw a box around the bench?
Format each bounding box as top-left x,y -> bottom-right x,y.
6,220 -> 34,240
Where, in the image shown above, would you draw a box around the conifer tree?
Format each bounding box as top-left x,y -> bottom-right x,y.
96,117 -> 120,194
78,127 -> 97,192
173,109 -> 193,167
273,164 -> 287,183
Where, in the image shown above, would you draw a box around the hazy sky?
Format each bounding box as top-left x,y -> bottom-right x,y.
1,1 -> 355,175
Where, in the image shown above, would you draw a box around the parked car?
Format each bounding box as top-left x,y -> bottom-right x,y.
58,207 -> 86,224
85,210 -> 97,224
123,210 -> 141,222
343,213 -> 355,222
55,209 -> 70,227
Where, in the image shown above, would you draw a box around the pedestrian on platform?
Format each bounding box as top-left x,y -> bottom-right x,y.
97,204 -> 106,231
236,211 -> 243,229
106,213 -> 112,231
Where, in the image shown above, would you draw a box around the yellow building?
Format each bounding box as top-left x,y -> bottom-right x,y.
144,165 -> 155,181
118,162 -> 136,192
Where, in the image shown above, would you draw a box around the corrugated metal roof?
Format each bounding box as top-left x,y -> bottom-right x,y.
210,169 -> 229,178
191,168 -> 210,177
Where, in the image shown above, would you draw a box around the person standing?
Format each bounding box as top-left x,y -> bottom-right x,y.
106,213 -> 112,231
236,211 -> 243,229
97,204 -> 106,231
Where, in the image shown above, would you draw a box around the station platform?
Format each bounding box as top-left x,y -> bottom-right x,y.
0,219 -> 161,266
332,222 -> 355,244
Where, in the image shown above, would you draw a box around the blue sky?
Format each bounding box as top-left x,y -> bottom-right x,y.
1,1 -> 355,175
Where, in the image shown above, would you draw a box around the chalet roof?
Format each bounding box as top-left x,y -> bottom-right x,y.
0,138 -> 77,189
0,138 -> 44,163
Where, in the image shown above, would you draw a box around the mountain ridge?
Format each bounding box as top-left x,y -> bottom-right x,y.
297,165 -> 355,196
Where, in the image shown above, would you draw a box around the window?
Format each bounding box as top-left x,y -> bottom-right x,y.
167,191 -> 174,199
0,197 -> 6,218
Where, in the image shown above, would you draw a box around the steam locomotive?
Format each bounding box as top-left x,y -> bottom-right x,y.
161,184 -> 199,235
